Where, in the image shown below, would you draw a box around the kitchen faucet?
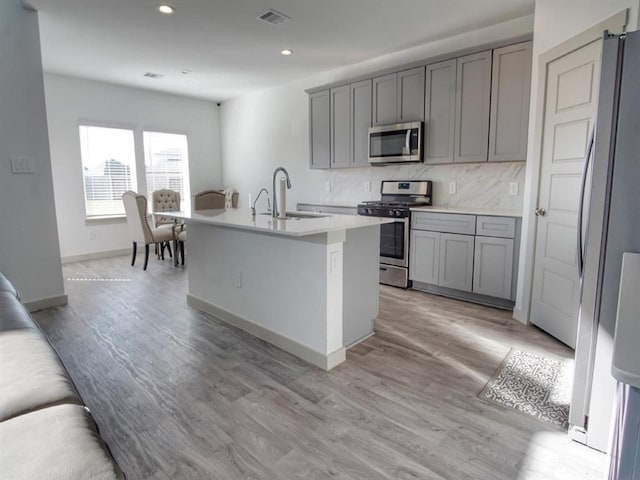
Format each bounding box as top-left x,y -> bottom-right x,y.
251,188 -> 271,216
272,167 -> 292,218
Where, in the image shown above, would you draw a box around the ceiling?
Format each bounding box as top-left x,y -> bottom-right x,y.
28,0 -> 534,102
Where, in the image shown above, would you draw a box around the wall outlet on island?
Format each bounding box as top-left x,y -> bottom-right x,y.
509,182 -> 519,196
234,271 -> 242,288
448,181 -> 457,195
325,181 -> 331,192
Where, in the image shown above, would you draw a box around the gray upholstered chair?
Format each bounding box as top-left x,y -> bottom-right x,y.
193,190 -> 238,210
122,191 -> 174,270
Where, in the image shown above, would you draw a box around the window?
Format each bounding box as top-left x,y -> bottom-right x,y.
79,125 -> 137,218
143,131 -> 190,206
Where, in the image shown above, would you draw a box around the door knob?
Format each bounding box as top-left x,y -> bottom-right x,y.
535,207 -> 546,216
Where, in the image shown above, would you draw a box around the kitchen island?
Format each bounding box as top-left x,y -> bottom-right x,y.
161,207 -> 390,370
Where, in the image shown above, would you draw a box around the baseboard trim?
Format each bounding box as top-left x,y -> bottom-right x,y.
23,294 -> 68,312
187,294 -> 346,371
512,306 -> 527,325
61,248 -> 130,264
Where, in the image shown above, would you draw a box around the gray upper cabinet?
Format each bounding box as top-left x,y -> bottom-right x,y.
489,41 -> 533,162
373,67 -> 425,126
398,67 -> 425,123
351,79 -> 372,167
425,59 -> 457,164
330,85 -> 351,168
309,90 -> 331,169
454,50 -> 492,163
372,73 -> 397,126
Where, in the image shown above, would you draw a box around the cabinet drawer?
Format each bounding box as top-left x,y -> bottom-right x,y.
476,216 -> 516,238
411,212 -> 476,235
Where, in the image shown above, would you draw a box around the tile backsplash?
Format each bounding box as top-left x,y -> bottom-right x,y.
317,161 -> 525,210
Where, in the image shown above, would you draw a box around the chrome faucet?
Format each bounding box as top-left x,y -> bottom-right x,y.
272,167 -> 292,218
251,188 -> 271,216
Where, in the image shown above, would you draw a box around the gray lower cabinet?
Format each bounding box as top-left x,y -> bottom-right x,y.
351,79 -> 372,167
410,211 -> 518,304
454,50 -> 492,163
309,90 -> 331,169
473,236 -> 514,299
489,41 -> 532,162
409,230 -> 440,284
425,59 -> 457,164
330,85 -> 351,168
438,233 -> 474,291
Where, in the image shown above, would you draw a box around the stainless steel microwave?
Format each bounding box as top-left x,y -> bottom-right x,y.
368,121 -> 423,165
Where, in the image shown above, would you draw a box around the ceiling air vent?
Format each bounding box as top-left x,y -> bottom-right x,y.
144,72 -> 165,79
258,9 -> 291,25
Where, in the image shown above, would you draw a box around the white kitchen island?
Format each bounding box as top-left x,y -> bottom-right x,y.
161,208 -> 390,370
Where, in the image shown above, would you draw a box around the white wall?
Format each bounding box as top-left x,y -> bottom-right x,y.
220,15 -> 534,211
44,74 -> 222,260
515,0 -> 640,321
0,2 -> 66,306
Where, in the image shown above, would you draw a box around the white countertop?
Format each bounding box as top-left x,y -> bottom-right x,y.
410,206 -> 522,218
297,201 -> 359,208
157,208 -> 393,237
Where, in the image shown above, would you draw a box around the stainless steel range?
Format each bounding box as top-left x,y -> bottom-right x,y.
357,180 -> 432,288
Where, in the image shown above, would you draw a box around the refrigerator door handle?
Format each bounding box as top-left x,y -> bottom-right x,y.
577,125 -> 596,278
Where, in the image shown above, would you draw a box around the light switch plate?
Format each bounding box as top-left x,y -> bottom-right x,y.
11,156 -> 35,174
509,182 -> 519,196
448,181 -> 457,195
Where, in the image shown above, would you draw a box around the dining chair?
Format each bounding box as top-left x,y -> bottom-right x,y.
122,191 -> 174,270
193,190 -> 238,210
152,189 -> 182,259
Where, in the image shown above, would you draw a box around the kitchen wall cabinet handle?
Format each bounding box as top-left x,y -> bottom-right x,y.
534,207 -> 546,216
577,125 -> 596,278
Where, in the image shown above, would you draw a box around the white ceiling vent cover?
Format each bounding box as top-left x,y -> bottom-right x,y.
258,9 -> 291,25
144,72 -> 165,79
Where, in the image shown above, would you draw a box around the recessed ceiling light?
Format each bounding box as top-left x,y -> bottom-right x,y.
281,49 -> 293,56
157,4 -> 175,14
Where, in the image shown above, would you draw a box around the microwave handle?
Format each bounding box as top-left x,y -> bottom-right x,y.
404,129 -> 411,155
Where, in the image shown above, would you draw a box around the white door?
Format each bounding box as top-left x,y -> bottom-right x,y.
530,40 -> 602,348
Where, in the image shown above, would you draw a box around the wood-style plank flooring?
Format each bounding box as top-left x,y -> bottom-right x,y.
33,255 -> 605,479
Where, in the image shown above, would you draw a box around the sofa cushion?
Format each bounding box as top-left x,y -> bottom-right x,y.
0,404 -> 124,480
0,329 -> 82,421
0,292 -> 38,332
0,272 -> 18,298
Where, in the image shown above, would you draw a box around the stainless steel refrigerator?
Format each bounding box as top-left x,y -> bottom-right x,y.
569,29 -> 640,454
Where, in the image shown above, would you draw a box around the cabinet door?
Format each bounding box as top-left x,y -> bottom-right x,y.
409,230 -> 440,284
330,85 -> 351,168
372,73 -> 397,126
309,90 -> 331,169
425,59 -> 457,164
398,67 -> 425,123
489,41 -> 532,162
473,236 -> 514,299
438,233 -> 474,291
351,79 -> 372,167
454,50 -> 492,163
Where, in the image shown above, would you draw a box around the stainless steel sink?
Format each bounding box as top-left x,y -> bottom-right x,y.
260,212 -> 330,220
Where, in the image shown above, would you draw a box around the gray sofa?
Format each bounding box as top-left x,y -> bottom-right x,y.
0,272 -> 124,479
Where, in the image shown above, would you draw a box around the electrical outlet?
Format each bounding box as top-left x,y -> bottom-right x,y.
88,231 -> 96,240
10,156 -> 35,174
325,181 -> 331,192
509,182 -> 519,196
449,181 -> 457,195
364,181 -> 371,192
234,271 -> 242,288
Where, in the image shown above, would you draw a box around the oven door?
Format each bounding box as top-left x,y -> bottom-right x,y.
379,218 -> 409,267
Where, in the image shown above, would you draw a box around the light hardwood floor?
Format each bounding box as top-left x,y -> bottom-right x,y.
33,256 -> 606,479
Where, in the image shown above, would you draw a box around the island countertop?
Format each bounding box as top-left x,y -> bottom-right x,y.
158,207 -> 393,237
